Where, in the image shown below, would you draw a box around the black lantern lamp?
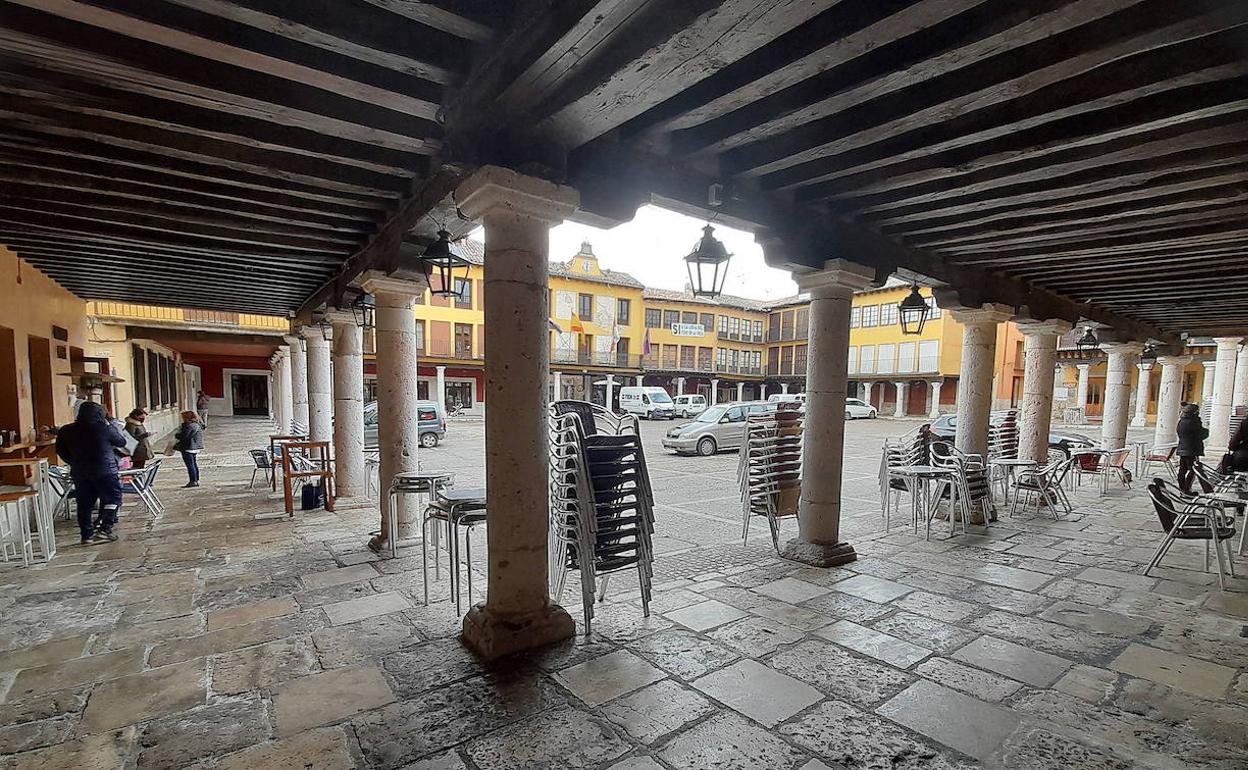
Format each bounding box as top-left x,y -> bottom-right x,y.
898,283 -> 931,335
1139,342 -> 1158,372
421,230 -> 471,297
685,224 -> 732,298
350,293 -> 375,330
1076,327 -> 1100,356
311,310 -> 332,341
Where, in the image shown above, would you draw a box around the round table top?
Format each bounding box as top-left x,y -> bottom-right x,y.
991,458 -> 1037,467
393,470 -> 455,480
891,465 -> 954,476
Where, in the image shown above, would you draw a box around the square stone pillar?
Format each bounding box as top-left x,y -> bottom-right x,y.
455,166 -> 578,660
302,327 -> 334,456
326,310 -> 367,502
948,305 -> 1013,459
1209,337 -> 1242,451
284,334 -> 309,432
1100,342 -> 1143,451
1016,320 -> 1073,463
360,273 -> 428,551
1153,356 -> 1191,446
783,260 -> 875,567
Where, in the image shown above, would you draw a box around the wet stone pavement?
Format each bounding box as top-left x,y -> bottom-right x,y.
1,415 -> 1246,769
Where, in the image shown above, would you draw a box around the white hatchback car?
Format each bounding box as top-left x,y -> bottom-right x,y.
672,394 -> 708,418
845,397 -> 877,420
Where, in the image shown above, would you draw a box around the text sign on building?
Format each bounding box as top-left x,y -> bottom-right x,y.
671,323 -> 705,337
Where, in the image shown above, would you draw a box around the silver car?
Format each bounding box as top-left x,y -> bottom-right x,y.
661,401 -> 776,456
363,400 -> 446,448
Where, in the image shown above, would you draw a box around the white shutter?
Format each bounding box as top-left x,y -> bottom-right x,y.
877,344 -> 896,374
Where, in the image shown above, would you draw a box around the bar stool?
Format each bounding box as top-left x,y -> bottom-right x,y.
0,486 -> 39,566
421,487 -> 487,614
386,470 -> 454,558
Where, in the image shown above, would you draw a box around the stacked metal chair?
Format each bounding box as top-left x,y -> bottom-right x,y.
929,440 -> 993,530
879,428 -> 933,530
987,409 -> 1020,500
738,404 -> 803,550
548,400 -> 655,634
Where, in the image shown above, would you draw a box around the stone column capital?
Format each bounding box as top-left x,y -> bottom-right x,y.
1016,319 -> 1074,337
1075,363 -> 1091,371
792,260 -> 875,298
323,309 -> 359,328
1213,336 -> 1244,349
300,325 -> 331,344
1202,360 -> 1217,369
947,304 -> 1014,326
361,271 -> 428,305
435,364 -> 446,372
1102,341 -> 1145,356
456,165 -> 579,224
283,334 -> 304,348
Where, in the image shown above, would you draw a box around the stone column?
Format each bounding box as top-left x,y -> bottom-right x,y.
1074,364 -> 1091,423
360,273 -> 427,550
857,381 -> 866,402
604,374 -> 616,410
928,381 -> 942,419
893,381 -> 908,417
711,379 -> 719,405
435,365 -> 447,415
736,382 -> 744,402
1154,356 -> 1191,446
1131,362 -> 1153,428
782,382 -> 790,395
456,166 -> 578,659
675,377 -> 685,395
635,375 -> 644,387
1017,320 -> 1073,463
1209,337 -> 1242,450
279,346 -> 294,433
784,260 -> 875,566
948,306 -> 1011,458
327,310 -> 367,501
1202,360 -> 1217,403
303,327 -> 333,459
285,334 -> 309,432
1100,342 -> 1143,451
1233,345 -> 1248,411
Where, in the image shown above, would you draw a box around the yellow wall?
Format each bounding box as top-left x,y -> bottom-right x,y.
643,296 -> 767,378
85,301 -> 287,332
0,247 -> 89,433
86,321 -> 187,439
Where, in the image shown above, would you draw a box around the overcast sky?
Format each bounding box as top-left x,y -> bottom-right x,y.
469,204 -> 800,300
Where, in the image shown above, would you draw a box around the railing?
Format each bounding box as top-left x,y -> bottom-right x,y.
420,349 -> 485,362
551,350 -> 643,368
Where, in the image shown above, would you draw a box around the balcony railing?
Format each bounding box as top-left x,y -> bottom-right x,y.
551,350 -> 642,368
419,349 -> 485,361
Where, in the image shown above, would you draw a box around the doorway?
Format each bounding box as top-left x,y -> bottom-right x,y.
27,336 -> 55,431
0,326 -> 19,434
230,374 -> 269,416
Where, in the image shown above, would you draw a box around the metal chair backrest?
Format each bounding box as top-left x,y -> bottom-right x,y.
1146,444 -> 1177,461
1107,448 -> 1131,469
249,449 -> 272,469
1147,479 -> 1182,534
552,401 -> 599,438
1075,451 -> 1104,471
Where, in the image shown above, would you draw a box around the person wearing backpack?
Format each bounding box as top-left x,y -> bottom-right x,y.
55,401 -> 127,544
173,411 -> 204,488
1176,402 -> 1210,493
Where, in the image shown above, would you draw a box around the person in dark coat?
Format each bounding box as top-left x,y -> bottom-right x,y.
1227,417 -> 1248,474
173,411 -> 204,488
124,409 -> 153,469
54,401 -> 126,544
1175,402 -> 1210,493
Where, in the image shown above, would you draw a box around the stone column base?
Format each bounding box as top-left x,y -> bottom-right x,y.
780,538 -> 857,567
461,603 -> 575,661
1130,417 -> 1148,428
334,495 -> 373,511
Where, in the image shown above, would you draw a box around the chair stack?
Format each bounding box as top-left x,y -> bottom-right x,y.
548,400 -> 655,634
738,404 -> 803,551
930,441 -> 993,526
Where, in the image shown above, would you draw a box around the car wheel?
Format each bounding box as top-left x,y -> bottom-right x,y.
419,432 -> 439,448
845,410 -> 853,420
869,410 -> 877,419
696,437 -> 716,457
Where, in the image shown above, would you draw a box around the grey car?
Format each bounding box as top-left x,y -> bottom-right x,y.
363,400 -> 446,448
662,401 -> 777,456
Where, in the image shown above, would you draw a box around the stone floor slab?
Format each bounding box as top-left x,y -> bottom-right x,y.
300,563 -> 380,590
135,696 -> 269,769
9,647 -> 144,698
816,620 -> 930,669
206,596 -> 299,631
754,577 -> 830,604
599,679 -> 716,744
951,635 -> 1072,688
272,665 -> 394,736
707,616 -> 807,657
876,680 -> 1019,761
692,658 -> 822,727
1110,643 -> 1237,700
658,711 -> 807,770
81,658 -> 207,733
211,726 -> 355,770
769,639 -> 914,707
663,599 -> 750,632
780,698 -> 974,770
829,574 -> 913,603
322,591 -> 409,626
553,650 -> 667,707
463,706 -> 630,769
626,628 -> 740,681
913,657 -> 1021,703
210,636 -> 319,695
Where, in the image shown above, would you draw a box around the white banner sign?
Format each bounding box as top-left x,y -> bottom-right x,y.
671,323 -> 705,337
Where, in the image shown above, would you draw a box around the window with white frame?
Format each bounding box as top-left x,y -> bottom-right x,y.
927,298 -> 941,319
897,341 -> 916,373
847,346 -> 858,374
850,306 -> 861,328
880,303 -> 899,327
877,343 -> 896,374
859,344 -> 876,374
918,340 -> 940,372
861,305 -> 880,327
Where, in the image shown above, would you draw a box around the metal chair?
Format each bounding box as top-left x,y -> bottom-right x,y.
1010,456 -> 1075,519
1142,443 -> 1178,480
248,449 -> 274,488
47,466 -> 74,520
0,486 -> 38,566
421,487 -> 486,615
121,459 -> 165,517
1145,479 -> 1237,590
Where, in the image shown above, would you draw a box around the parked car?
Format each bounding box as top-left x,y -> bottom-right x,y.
618,386 -> 677,419
927,413 -> 1093,456
363,400 -> 446,448
845,398 -> 877,420
662,401 -> 776,456
767,392 -> 807,404
672,393 -> 708,418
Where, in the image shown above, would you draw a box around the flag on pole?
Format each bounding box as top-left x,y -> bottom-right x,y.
547,319 -> 563,333
570,315 -> 584,333
643,328 -> 652,356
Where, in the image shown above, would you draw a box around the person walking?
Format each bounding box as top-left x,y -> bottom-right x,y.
174,411 -> 204,488
1176,402 -> 1210,493
195,391 -> 211,429
54,401 -> 126,544
1227,417 -> 1248,474
124,409 -> 153,469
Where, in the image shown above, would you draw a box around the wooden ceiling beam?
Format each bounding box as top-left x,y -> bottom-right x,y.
945,223 -> 1248,262
0,226 -> 344,265
5,244 -> 329,283
1015,248 -> 1248,280
356,0 -> 496,42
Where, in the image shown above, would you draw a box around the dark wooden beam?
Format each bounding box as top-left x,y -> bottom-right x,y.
357,0 -> 496,42
295,164 -> 471,320
123,326 -> 287,346
4,241 -> 338,282
0,228 -> 345,267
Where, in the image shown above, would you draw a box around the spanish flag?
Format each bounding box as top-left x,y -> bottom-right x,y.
570,314 -> 584,333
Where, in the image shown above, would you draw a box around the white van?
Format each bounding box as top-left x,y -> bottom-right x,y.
672,393 -> 708,418
618,386 -> 677,420
767,392 -> 806,404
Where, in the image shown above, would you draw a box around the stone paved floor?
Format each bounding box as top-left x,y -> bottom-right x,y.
1,416 -> 1246,769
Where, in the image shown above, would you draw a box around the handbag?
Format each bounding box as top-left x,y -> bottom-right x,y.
301,481 -> 326,510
